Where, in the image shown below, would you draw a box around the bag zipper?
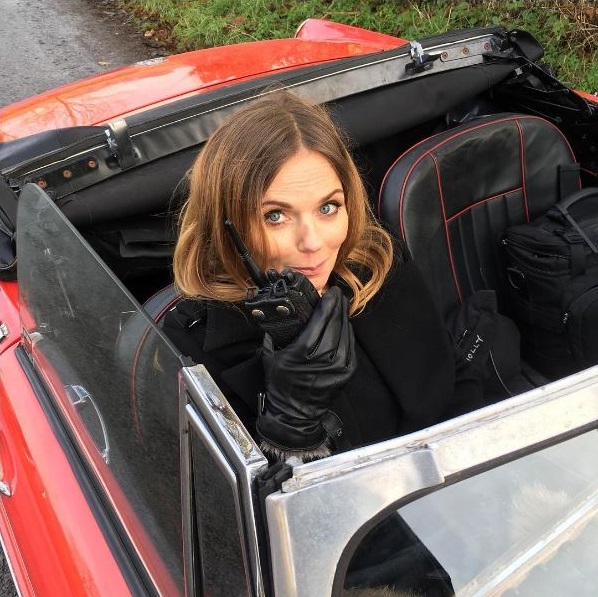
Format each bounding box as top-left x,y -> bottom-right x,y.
502,238 -> 570,261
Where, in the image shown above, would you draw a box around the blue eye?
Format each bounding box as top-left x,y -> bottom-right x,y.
320,201 -> 340,215
265,210 -> 282,224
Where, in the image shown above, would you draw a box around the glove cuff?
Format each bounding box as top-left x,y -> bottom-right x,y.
256,416 -> 329,462
258,438 -> 331,463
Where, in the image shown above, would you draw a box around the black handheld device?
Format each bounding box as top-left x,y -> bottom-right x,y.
224,219 -> 320,348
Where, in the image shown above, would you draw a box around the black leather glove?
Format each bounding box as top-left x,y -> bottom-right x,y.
257,286 -> 355,459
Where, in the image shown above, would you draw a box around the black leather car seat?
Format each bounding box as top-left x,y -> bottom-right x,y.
378,113 -> 579,318
115,283 -> 183,442
378,113 -> 579,396
142,282 -> 182,329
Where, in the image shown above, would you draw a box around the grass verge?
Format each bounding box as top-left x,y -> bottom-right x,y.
120,0 -> 597,92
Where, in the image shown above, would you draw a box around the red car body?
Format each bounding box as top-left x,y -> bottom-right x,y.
0,20 -> 405,595
0,20 -> 405,142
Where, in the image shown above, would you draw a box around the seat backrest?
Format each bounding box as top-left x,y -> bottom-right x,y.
378,113 -> 579,319
115,283 -> 183,441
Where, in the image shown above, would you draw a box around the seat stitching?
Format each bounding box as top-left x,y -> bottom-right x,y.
515,119 -> 530,222
398,158 -> 423,239
131,286 -> 182,441
382,114 -> 577,231
446,186 -> 522,223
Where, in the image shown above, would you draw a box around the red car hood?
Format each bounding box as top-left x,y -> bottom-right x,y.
0,20 -> 406,142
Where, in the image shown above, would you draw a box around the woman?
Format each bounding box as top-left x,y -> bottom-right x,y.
164,90 -> 484,462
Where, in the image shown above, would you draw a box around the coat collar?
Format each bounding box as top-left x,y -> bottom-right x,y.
349,258 -> 408,396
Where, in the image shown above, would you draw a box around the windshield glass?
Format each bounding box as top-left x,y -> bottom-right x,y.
17,184 -> 184,593
346,430 -> 598,595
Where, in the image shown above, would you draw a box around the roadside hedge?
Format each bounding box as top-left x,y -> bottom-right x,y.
121,0 -> 597,92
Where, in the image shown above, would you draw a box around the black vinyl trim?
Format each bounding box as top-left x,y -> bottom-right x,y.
15,345 -> 158,597
2,27 -> 515,196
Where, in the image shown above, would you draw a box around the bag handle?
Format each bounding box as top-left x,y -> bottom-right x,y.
550,187 -> 598,254
554,187 -> 598,213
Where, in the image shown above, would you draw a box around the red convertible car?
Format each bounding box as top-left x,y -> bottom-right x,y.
0,19 -> 597,596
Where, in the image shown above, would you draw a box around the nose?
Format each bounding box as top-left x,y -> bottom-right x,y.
296,217 -> 323,253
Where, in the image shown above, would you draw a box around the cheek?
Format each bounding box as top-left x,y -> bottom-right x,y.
264,231 -> 281,258
261,229 -> 288,269
331,212 -> 349,249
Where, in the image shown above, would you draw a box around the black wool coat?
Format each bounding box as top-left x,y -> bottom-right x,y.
163,252 -> 484,452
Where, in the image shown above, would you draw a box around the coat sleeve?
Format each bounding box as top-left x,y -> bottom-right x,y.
395,255 -> 486,422
351,245 -> 485,436
161,300 -> 259,427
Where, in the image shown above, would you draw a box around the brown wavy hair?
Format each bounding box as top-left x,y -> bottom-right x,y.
173,90 -> 394,315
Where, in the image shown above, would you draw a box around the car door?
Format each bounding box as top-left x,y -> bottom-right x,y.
12,183 -> 185,594
263,368 -> 598,596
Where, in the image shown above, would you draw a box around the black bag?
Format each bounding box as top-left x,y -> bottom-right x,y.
502,188 -> 598,378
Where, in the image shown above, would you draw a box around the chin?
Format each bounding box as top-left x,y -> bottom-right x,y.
308,275 -> 327,293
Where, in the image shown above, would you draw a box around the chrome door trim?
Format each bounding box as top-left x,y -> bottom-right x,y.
266,366 -> 598,596
180,365 -> 268,597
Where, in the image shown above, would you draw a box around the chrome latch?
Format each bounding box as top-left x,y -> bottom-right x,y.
405,40 -> 440,75
105,119 -> 138,170
0,322 -> 9,342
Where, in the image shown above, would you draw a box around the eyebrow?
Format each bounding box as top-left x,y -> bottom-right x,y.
261,189 -> 344,209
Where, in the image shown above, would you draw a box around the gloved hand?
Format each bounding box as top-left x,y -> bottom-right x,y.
257,286 -> 355,459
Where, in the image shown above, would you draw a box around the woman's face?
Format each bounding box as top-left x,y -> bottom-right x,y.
259,149 -> 349,294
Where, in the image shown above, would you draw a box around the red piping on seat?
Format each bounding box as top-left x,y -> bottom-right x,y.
378,114 -> 578,237
515,119 -> 530,223
431,153 -> 463,304
379,114 -> 578,304
445,186 -> 523,223
130,293 -> 182,442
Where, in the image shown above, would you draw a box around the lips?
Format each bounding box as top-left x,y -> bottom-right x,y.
290,260 -> 326,276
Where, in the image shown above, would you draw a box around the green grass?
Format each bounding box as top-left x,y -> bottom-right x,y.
120,0 -> 598,92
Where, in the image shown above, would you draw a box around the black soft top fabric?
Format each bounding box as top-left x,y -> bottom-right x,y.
56,62 -> 518,227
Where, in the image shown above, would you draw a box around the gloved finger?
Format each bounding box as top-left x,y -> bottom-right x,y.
297,286 -> 343,356
308,289 -> 348,361
320,294 -> 352,367
263,332 -> 275,355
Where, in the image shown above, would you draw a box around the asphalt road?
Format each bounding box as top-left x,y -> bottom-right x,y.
0,0 -> 158,108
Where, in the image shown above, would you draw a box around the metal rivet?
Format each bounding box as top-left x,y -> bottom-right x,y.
87,159 -> 98,169
276,305 -> 290,316
62,169 -> 72,179
251,309 -> 265,319
37,179 -> 48,189
441,51 -> 448,60
462,47 -> 470,55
